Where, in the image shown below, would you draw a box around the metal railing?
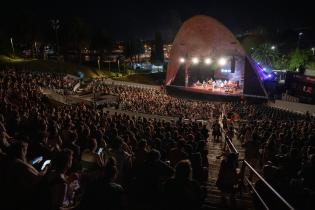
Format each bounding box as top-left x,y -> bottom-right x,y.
222,132 -> 295,210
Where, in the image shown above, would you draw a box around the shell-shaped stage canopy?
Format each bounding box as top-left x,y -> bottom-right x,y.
166,15 -> 246,85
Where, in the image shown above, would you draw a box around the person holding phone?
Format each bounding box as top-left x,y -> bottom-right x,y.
81,138 -> 103,171
3,141 -> 47,210
35,149 -> 74,210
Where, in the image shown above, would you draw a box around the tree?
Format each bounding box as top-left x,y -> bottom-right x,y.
250,43 -> 280,67
62,17 -> 90,54
151,32 -> 164,65
90,29 -> 113,53
273,55 -> 289,70
288,49 -> 309,71
124,38 -> 144,64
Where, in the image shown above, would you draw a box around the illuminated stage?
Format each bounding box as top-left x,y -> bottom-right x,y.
165,15 -> 268,101
190,81 -> 242,96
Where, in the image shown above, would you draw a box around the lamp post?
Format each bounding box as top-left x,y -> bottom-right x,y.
297,32 -> 303,49
97,56 -> 100,71
10,37 -> 15,56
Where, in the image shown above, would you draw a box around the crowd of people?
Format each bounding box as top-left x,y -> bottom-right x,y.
221,103 -> 315,209
85,78 -> 220,120
1,68 -> 315,210
0,69 -> 210,210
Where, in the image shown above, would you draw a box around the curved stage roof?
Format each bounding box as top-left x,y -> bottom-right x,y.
166,15 -> 268,99
166,15 -> 246,85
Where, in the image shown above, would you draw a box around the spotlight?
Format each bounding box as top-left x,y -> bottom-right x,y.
192,57 -> 199,64
218,57 -> 227,66
204,58 -> 212,65
179,57 -> 185,63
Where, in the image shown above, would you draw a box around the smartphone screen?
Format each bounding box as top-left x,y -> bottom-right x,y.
97,148 -> 103,155
41,160 -> 51,170
32,156 -> 43,165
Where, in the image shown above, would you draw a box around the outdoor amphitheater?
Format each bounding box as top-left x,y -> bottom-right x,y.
0,15 -> 314,210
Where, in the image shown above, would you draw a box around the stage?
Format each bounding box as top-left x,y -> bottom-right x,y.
166,85 -> 267,103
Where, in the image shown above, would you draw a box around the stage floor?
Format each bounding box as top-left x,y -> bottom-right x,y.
184,86 -> 242,96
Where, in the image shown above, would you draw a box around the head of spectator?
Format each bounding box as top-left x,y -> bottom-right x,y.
51,149 -> 73,174
175,160 -> 192,181
7,141 -> 28,162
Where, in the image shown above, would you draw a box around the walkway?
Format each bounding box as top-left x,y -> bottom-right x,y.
203,122 -> 255,210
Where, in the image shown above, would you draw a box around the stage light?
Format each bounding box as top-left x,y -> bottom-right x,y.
204,58 -> 212,65
192,57 -> 199,64
218,57 -> 227,66
179,57 -> 185,63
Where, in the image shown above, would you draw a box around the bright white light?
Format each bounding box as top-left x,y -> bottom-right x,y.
192,57 -> 199,64
179,57 -> 185,63
204,58 -> 212,65
221,69 -> 231,73
263,67 -> 266,71
218,57 -> 227,66
299,32 -> 303,36
271,45 -> 276,50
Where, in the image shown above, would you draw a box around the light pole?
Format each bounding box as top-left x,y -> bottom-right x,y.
97,56 -> 100,71
297,32 -> 303,49
10,37 -> 15,57
51,19 -> 60,55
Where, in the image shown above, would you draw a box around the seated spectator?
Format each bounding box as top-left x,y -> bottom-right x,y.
133,149 -> 174,209
81,138 -> 101,171
164,160 -> 203,210
299,154 -> 315,190
107,136 -> 132,186
168,139 -> 188,167
80,157 -> 125,210
35,149 -> 75,210
3,141 -> 45,210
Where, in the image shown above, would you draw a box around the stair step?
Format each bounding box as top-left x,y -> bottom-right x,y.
204,125 -> 255,210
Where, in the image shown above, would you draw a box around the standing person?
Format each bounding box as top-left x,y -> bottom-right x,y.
212,120 -> 221,142
216,153 -> 239,205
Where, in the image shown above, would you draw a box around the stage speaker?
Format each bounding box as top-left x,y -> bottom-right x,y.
231,56 -> 235,73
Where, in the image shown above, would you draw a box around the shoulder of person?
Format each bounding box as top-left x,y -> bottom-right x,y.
109,182 -> 124,192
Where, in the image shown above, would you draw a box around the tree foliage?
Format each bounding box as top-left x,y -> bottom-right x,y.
288,49 -> 309,71
124,38 -> 144,63
250,43 -> 280,67
150,32 -> 164,65
62,17 -> 90,52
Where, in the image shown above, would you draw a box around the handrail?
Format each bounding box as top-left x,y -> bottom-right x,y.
225,135 -> 238,154
245,176 -> 270,210
219,121 -> 295,210
243,160 -> 295,210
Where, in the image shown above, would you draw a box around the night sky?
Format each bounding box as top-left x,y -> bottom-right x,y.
2,0 -> 315,41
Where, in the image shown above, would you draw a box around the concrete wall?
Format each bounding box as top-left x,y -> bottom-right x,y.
268,100 -> 315,116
